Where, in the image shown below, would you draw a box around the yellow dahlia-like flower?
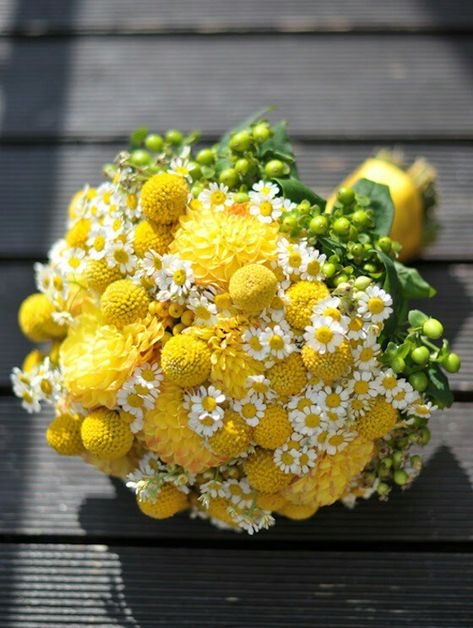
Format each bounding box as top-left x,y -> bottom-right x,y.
141,173 -> 189,224
282,436 -> 375,507
142,379 -> 223,473
46,413 -> 84,456
137,484 -> 189,519
18,293 -> 66,343
60,306 -> 141,408
277,503 -> 319,520
66,218 -> 91,249
229,264 -> 278,314
170,206 -> 279,289
255,492 -> 287,512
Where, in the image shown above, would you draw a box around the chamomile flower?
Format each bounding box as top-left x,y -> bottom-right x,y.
318,384 -> 350,417
223,478 -> 253,508
251,180 -> 280,199
277,238 -> 309,277
349,396 -> 371,418
290,403 -> 325,436
325,428 -> 356,455
199,183 -> 233,212
169,156 -> 193,182
187,292 -> 218,326
199,479 -> 226,501
376,368 -> 399,400
156,254 -> 195,303
300,250 -> 327,282
349,370 -> 380,400
353,334 -> 381,371
249,194 -> 283,224
312,296 -> 346,325
259,323 -> 295,361
232,392 -> 266,427
184,385 -> 226,436
246,374 -> 277,400
390,379 -> 416,410
274,443 -> 301,474
107,240 -> 137,274
62,247 -> 86,275
407,399 -> 437,419
242,326 -> 269,361
346,314 -> 368,341
135,362 -> 163,392
304,315 -> 345,354
142,249 -> 162,280
34,262 -> 55,294
296,445 -> 318,474
357,285 -> 393,323
86,225 -> 108,260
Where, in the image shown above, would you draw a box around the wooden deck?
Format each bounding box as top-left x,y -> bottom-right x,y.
0,1 -> 472,625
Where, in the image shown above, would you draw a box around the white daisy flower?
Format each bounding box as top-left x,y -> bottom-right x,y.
48,238 -> 69,267
156,254 -> 194,303
246,374 -> 277,401
34,262 -> 55,294
353,334 -> 381,371
169,156 -> 193,182
259,323 -> 295,362
325,428 -> 356,455
349,370 -> 380,400
290,403 -> 325,436
223,478 -> 253,508
273,444 -> 301,474
199,183 -> 233,212
187,292 -> 218,326
199,479 -> 226,501
86,225 -> 108,260
107,240 -> 137,274
251,180 -> 280,199
312,296 -> 348,326
300,249 -> 327,281
135,362 -> 163,391
318,385 -> 350,417
390,379 -> 416,410
242,326 -> 269,361
184,385 -> 226,436
232,392 -> 266,427
407,399 -> 437,419
141,249 -> 162,280
304,315 -> 345,354
357,285 -> 393,323
376,368 -> 401,401
62,247 -> 86,274
296,446 -> 318,474
249,193 -> 283,224
346,314 -> 369,341
348,396 -> 371,419
277,238 -> 309,277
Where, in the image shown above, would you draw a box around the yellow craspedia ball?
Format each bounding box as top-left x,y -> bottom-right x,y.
285,280 -> 330,329
301,341 -> 353,383
141,173 -> 189,224
244,448 -> 294,494
101,279 -> 150,328
254,404 -> 292,449
85,259 -> 123,294
208,409 -> 253,458
267,352 -> 307,397
161,334 -> 211,388
206,497 -> 239,528
255,493 -> 287,511
357,396 -> 398,439
278,503 -> 318,520
133,219 -> 175,257
170,206 -> 279,289
137,484 -> 188,519
229,264 -> 277,314
81,408 -> 134,460
22,349 -> 44,372
66,218 -> 91,249
46,413 -> 84,456
18,293 -> 66,343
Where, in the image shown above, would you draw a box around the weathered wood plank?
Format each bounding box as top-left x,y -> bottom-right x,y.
1,544 -> 472,626
1,397 -> 472,541
1,0 -> 472,33
0,142 -> 471,260
0,36 -> 471,139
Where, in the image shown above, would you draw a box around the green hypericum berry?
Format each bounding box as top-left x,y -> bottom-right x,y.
322,262 -> 337,278
229,130 -> 252,153
235,158 -> 250,175
333,273 -> 349,287
354,276 -> 372,290
264,159 -> 287,178
309,215 -> 329,235
363,263 -> 378,274
422,318 -> 444,340
392,451 -> 404,468
442,352 -> 461,373
332,217 -> 351,237
377,482 -> 390,496
352,209 -> 370,228
391,356 -> 405,373
381,456 -> 393,469
337,186 -> 355,206
252,123 -> 271,143
144,134 -> 164,152
351,243 -> 364,258
165,129 -> 183,145
410,455 -> 422,469
298,199 -> 312,214
188,162 -> 202,181
233,192 -> 249,203
393,469 -> 408,486
196,148 -> 215,166
419,427 -> 431,445
130,149 -> 151,166
219,168 -> 239,188
378,236 -> 392,253
282,214 -> 298,231
409,371 -> 428,392
192,183 -> 204,197
411,346 -> 430,365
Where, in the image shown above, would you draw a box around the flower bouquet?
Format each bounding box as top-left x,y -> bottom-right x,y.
12,113 -> 460,533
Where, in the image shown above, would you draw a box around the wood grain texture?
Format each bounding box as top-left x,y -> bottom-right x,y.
1,397 -> 472,541
1,544 -> 472,627
0,36 -> 472,139
0,142 -> 471,259
2,263 -> 472,390
1,0 -> 472,33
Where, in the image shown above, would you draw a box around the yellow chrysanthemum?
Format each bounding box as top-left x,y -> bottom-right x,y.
141,173 -> 189,224
281,437 -> 374,507
65,218 -> 91,249
101,279 -> 150,328
267,353 -> 307,397
208,409 -> 253,458
133,220 -> 175,257
18,293 -> 66,343
46,413 -> 84,456
161,334 -> 211,388
285,281 -> 330,329
229,264 -> 278,314
170,206 -> 279,289
60,306 -> 141,408
255,493 -> 287,512
301,341 -> 353,383
137,484 -> 189,519
81,408 -> 134,460
142,379 -> 223,473
244,448 -> 294,494
278,503 -> 318,520
254,404 -> 292,449
357,396 -> 398,439
85,259 -> 123,294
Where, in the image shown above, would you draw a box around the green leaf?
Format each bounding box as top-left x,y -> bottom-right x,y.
426,363 -> 454,408
129,127 -> 148,147
217,107 -> 272,156
395,262 -> 436,299
408,309 -> 429,328
274,178 -> 326,209
352,178 -> 395,236
318,236 -> 345,257
378,250 -> 404,337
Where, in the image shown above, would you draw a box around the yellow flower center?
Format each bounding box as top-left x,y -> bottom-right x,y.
127,393 -> 143,408
368,297 -> 385,315
202,395 -> 217,412
269,334 -> 284,350
103,191 -> 111,204
297,399 -> 311,411
69,256 -> 82,269
288,252 -> 302,267
383,375 -> 397,390
259,201 -> 273,217
141,368 -> 156,382
210,190 -> 226,205
354,381 -> 369,395
242,403 -> 257,419
329,433 -> 345,447
134,383 -> 149,396
127,194 -> 138,210
114,249 -> 129,264
195,305 -> 211,320
326,393 -> 341,408
349,317 -> 363,332
201,416 -> 215,427
281,451 -> 295,465
352,399 -> 365,411
315,326 -> 334,344
249,336 -> 263,351
173,269 -> 187,286
92,235 -> 105,252
323,307 -> 341,321
306,260 -> 321,276
40,379 -> 52,395
359,347 -> 374,362
305,413 -> 321,428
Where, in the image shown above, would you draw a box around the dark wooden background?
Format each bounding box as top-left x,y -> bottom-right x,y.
0,1 -> 472,625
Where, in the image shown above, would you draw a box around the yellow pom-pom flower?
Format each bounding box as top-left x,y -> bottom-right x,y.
277,503 -> 318,520
85,259 -> 123,294
137,484 -> 188,519
81,407 -> 134,460
141,173 -> 189,224
267,352 -> 307,397
66,218 -> 91,249
101,279 -> 150,328
254,404 -> 292,449
357,396 -> 398,439
133,220 -> 175,257
170,206 -> 279,288
22,349 -> 44,373
229,264 -> 277,314
285,281 -> 330,329
255,493 -> 287,511
244,448 -> 294,494
18,293 -> 66,343
208,409 -> 253,457
46,413 -> 84,456
206,497 -> 239,528
161,334 -> 211,388
301,341 -> 353,383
